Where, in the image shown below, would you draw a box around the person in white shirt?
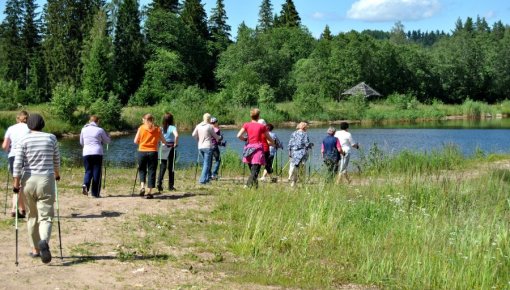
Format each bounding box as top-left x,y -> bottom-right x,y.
192,113 -> 222,184
2,110 -> 30,218
334,122 -> 359,183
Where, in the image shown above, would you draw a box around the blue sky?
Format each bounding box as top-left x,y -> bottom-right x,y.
1,0 -> 509,38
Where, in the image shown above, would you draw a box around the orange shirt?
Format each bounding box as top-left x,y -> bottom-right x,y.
136,125 -> 161,152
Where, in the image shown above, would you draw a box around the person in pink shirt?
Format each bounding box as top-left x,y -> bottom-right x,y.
236,108 -> 274,188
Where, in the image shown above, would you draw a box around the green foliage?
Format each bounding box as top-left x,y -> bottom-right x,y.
385,93 -> 420,110
216,151 -> 510,288
0,79 -> 23,110
50,83 -> 79,122
344,94 -> 369,120
113,0 -> 145,104
44,0 -> 100,89
499,100 -> 510,115
462,99 -> 490,118
89,93 -> 123,130
81,9 -> 113,104
257,84 -> 276,108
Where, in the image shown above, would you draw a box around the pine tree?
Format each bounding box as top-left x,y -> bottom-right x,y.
20,0 -> 42,90
44,0 -> 100,88
113,0 -> 145,103
82,9 -> 113,102
181,0 -> 209,40
0,0 -> 24,82
277,0 -> 300,28
208,0 -> 230,90
320,25 -> 332,40
151,0 -> 179,13
257,0 -> 273,32
180,0 -> 212,88
209,0 -> 230,39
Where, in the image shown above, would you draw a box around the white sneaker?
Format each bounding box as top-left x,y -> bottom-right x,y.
259,177 -> 266,182
290,181 -> 296,187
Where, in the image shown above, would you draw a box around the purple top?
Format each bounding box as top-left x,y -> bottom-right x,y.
80,122 -> 111,156
211,127 -> 221,147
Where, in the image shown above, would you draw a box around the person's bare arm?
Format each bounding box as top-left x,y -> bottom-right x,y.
264,131 -> 274,146
134,128 -> 141,144
2,137 -> 10,152
173,130 -> 179,147
237,128 -> 247,142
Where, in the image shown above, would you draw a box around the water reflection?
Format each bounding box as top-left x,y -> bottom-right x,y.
2,119 -> 510,169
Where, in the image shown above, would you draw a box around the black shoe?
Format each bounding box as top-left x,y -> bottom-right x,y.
157,185 -> 163,192
139,188 -> 145,197
169,187 -> 176,191
82,185 -> 88,196
38,240 -> 52,264
18,210 -> 26,219
145,194 -> 154,199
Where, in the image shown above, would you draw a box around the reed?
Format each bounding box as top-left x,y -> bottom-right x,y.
213,149 -> 510,288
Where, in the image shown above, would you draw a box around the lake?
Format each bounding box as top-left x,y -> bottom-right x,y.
2,118 -> 510,170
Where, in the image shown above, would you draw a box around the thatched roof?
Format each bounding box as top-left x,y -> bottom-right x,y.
342,82 -> 381,97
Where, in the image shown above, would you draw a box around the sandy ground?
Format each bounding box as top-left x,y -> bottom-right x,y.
0,168 -> 289,290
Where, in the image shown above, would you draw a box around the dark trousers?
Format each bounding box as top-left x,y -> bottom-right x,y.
158,147 -> 175,189
264,152 -> 274,174
247,164 -> 261,188
83,155 -> 103,197
138,151 -> 158,188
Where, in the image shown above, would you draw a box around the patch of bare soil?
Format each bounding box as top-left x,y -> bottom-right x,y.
0,167 -> 293,290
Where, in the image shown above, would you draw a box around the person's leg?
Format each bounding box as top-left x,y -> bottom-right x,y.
211,147 -> 220,178
90,155 -> 103,197
338,153 -> 351,183
22,175 -> 42,253
7,157 -> 26,218
147,151 -> 158,194
36,175 -> 55,244
199,148 -> 212,184
289,163 -> 298,186
168,147 -> 175,189
247,164 -> 261,188
83,155 -> 93,192
157,159 -> 167,190
138,152 -> 148,187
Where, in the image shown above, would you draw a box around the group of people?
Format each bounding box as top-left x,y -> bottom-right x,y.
133,113 -> 179,199
1,108 -> 359,264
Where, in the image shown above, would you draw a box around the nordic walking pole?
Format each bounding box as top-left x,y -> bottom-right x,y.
5,167 -> 9,215
131,167 -> 138,197
194,152 -> 200,181
14,187 -> 19,266
102,144 -> 108,190
55,179 -> 63,260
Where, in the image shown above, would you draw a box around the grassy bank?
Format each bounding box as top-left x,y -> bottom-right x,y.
210,148 -> 510,288
1,99 -> 510,137
27,147 -> 507,288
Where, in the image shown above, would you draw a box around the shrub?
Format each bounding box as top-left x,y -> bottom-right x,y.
0,80 -> 23,110
89,93 -> 123,130
386,93 -> 419,110
344,94 -> 369,120
50,83 -> 80,122
462,99 -> 485,118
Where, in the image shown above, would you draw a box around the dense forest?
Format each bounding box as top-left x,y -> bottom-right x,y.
1,0 -> 509,127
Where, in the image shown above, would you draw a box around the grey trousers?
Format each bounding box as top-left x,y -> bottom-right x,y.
22,174 -> 55,249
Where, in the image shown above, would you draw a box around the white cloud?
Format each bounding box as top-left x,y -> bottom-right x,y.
484,10 -> 495,19
312,12 -> 326,20
347,0 -> 441,22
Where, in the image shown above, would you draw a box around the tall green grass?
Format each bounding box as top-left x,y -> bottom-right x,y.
214,150 -> 510,288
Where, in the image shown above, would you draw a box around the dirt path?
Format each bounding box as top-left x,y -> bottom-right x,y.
0,169 -> 278,290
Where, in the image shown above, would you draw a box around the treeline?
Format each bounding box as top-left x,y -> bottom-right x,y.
0,0 -> 509,128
